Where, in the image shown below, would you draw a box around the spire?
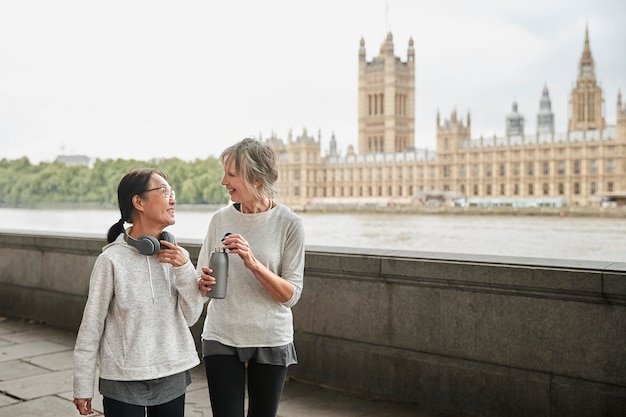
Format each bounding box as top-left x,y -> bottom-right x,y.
540,84 -> 551,110
537,85 -> 555,135
578,24 -> 595,79
359,37 -> 366,61
407,37 -> 414,62
329,132 -> 337,157
385,0 -> 390,33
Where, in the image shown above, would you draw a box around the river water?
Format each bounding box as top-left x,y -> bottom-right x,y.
1,207 -> 625,263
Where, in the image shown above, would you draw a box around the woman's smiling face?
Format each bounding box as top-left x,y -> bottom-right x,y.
221,157 -> 253,204
141,173 -> 176,228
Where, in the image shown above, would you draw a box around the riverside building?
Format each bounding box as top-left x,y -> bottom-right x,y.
268,28 -> 626,208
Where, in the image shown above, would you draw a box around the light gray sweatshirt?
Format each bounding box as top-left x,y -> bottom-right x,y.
73,233 -> 204,399
197,203 -> 305,347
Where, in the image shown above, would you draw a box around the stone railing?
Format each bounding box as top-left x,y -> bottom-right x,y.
0,231 -> 624,417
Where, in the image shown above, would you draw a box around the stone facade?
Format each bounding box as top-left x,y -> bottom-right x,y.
269,29 -> 626,208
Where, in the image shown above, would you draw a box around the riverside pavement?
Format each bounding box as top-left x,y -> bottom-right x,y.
0,317 -> 437,417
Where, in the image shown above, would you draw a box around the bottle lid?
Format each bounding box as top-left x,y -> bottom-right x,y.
213,247 -> 226,252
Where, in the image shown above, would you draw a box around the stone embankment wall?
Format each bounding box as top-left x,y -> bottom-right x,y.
0,231 -> 624,417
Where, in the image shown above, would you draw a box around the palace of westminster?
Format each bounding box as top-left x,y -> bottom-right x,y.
267,28 -> 626,208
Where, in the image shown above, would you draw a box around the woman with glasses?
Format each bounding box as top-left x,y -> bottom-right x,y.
73,168 -> 204,416
197,138 -> 305,417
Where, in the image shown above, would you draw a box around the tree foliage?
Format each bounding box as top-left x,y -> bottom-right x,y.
0,157 -> 229,207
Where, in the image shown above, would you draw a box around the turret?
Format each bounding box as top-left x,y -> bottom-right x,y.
506,101 -> 525,137
537,84 -> 555,135
437,109 -> 471,153
407,37 -> 414,63
359,37 -> 366,63
328,132 -> 338,157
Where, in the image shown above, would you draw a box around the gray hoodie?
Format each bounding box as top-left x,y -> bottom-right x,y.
73,233 -> 204,399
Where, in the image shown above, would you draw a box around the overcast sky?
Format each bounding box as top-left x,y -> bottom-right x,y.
1,0 -> 625,164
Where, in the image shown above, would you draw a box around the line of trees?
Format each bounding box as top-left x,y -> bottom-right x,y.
0,157 -> 229,207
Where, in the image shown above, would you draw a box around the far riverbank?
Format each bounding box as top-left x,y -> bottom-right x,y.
5,202 -> 626,218
295,204 -> 626,218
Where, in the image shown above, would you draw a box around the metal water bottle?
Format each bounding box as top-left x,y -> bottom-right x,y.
208,247 -> 228,299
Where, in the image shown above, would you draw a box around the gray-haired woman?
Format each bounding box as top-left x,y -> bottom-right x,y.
197,138 -> 306,417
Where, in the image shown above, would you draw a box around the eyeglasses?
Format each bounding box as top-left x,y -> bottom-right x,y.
144,184 -> 176,199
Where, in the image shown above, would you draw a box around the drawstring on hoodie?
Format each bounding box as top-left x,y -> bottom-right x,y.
163,263 -> 173,301
145,256 -> 174,303
146,257 -> 155,303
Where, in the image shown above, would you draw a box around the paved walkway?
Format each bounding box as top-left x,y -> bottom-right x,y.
0,317 -> 436,417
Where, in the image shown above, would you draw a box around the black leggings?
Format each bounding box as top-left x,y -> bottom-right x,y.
204,355 -> 289,417
102,394 -> 185,417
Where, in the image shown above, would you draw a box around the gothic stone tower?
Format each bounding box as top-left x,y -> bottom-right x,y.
358,33 -> 415,155
568,27 -> 606,132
